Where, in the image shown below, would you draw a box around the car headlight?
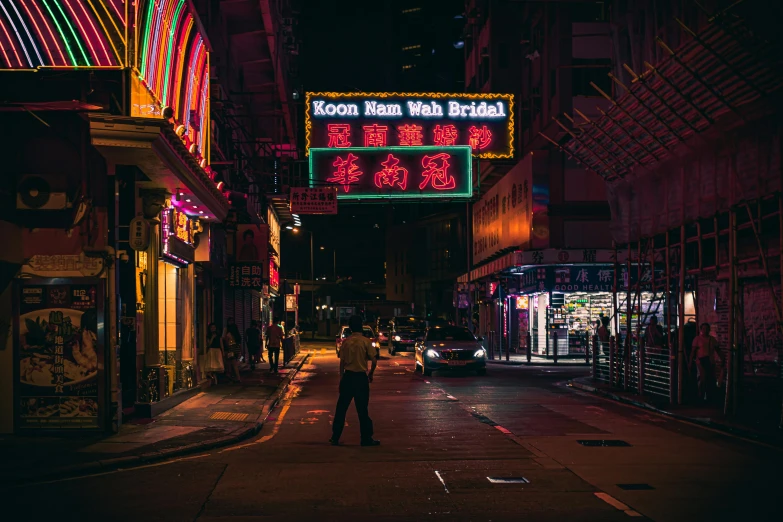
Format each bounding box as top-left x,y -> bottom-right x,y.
425,349 -> 440,359
394,335 -> 401,341
474,349 -> 487,358
372,342 -> 377,347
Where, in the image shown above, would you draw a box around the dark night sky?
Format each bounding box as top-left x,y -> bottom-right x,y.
282,0 -> 466,284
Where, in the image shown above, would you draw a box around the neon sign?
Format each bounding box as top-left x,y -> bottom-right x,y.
309,146 -> 472,200
306,92 -> 514,159
269,260 -> 279,291
162,204 -> 196,263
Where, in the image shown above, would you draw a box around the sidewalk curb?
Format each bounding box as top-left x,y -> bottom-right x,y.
568,379 -> 783,448
487,359 -> 589,366
8,352 -> 311,486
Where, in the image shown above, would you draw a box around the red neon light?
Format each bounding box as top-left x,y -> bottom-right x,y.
373,154 -> 408,191
433,124 -> 458,146
419,153 -> 455,191
363,124 -> 388,147
327,124 -> 352,148
327,153 -> 364,192
468,125 -> 493,150
398,124 -> 423,146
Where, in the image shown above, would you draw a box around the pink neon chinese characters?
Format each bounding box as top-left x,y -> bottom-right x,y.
327,153 -> 364,192
419,153 -> 456,191
374,154 -> 409,191
363,124 -> 388,147
327,124 -> 352,147
432,124 -> 458,146
398,124 -> 424,146
468,125 -> 493,150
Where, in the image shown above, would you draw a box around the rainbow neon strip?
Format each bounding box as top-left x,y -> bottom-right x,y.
0,0 -> 124,68
136,0 -> 210,162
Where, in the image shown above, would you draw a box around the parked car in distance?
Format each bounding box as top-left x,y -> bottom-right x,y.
389,315 -> 427,355
336,325 -> 379,357
376,317 -> 391,345
414,326 -> 486,376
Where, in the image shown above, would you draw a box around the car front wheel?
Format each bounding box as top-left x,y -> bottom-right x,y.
423,368 -> 433,376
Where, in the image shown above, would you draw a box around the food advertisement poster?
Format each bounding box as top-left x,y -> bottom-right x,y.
15,280 -> 104,431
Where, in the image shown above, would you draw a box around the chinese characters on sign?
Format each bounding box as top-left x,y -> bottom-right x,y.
309,146 -> 472,200
162,204 -> 197,264
16,281 -> 104,431
228,264 -> 264,290
306,93 -> 514,158
290,187 -> 338,214
473,155 -> 533,263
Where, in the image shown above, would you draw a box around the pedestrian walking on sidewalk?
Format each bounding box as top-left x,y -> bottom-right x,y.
223,318 -> 242,383
690,323 -> 724,404
245,320 -> 263,370
330,315 -> 380,447
203,322 -> 225,385
265,317 -> 284,373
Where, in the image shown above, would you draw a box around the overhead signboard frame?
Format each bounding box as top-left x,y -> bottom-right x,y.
305,92 -> 514,159
309,146 -> 473,201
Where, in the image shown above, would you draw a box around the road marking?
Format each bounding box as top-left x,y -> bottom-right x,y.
594,492 -> 643,517
434,470 -> 449,493
494,425 -> 512,434
219,400 -> 293,453
210,412 -> 250,422
487,477 -> 529,484
445,395 -> 457,400
424,380 -> 430,384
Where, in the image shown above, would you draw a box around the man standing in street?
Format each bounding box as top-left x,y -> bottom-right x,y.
330,315 -> 379,447
265,317 -> 284,374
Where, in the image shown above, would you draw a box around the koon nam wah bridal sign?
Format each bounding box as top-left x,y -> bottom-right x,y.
309,147 -> 472,200
306,92 -> 514,159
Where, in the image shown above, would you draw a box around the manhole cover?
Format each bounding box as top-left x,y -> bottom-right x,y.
487,477 -> 530,484
617,483 -> 654,490
577,439 -> 631,447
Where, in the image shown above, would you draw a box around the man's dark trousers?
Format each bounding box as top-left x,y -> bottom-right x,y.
332,370 -> 373,441
268,347 -> 280,372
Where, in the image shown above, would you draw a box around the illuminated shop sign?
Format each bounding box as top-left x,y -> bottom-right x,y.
309,147 -> 472,200
269,260 -> 280,291
162,205 -> 196,264
306,92 -> 514,159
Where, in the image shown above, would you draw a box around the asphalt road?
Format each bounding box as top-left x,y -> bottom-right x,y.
7,343 -> 782,522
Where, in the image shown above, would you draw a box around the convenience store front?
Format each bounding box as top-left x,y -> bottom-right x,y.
511,264 -> 660,358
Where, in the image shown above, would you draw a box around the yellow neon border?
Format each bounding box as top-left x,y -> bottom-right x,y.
304,91 -> 515,159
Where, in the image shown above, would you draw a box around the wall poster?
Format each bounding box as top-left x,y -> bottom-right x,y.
15,279 -> 105,431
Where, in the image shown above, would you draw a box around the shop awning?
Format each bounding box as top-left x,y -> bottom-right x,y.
88,115 -> 230,222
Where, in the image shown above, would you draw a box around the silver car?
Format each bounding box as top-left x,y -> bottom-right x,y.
414,326 -> 487,376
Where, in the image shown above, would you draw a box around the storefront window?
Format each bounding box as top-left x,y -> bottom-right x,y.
158,261 -> 194,393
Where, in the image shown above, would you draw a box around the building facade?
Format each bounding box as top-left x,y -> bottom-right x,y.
0,0 -> 297,434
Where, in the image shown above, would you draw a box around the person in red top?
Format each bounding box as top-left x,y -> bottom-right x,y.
265,317 -> 284,373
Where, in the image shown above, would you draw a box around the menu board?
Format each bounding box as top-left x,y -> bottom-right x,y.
15,280 -> 104,430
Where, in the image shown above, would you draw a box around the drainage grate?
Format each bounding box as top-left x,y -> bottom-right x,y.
487,477 -> 530,484
577,439 -> 631,447
617,483 -> 654,490
210,412 -> 250,422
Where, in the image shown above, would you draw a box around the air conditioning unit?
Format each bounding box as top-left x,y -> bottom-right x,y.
17,175 -> 70,210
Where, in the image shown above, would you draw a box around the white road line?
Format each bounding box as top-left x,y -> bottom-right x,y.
434,470 -> 449,494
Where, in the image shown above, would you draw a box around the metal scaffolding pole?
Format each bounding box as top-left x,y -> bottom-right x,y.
678,225 -> 686,405
626,243 -> 633,390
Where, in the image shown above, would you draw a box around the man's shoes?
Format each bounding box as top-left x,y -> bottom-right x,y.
360,439 -> 381,447
328,438 -> 340,446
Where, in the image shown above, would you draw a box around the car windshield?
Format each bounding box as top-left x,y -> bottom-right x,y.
426,327 -> 476,342
396,317 -> 426,330
343,328 -> 374,338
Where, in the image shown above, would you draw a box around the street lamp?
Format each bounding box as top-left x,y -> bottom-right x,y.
287,226 -> 314,323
